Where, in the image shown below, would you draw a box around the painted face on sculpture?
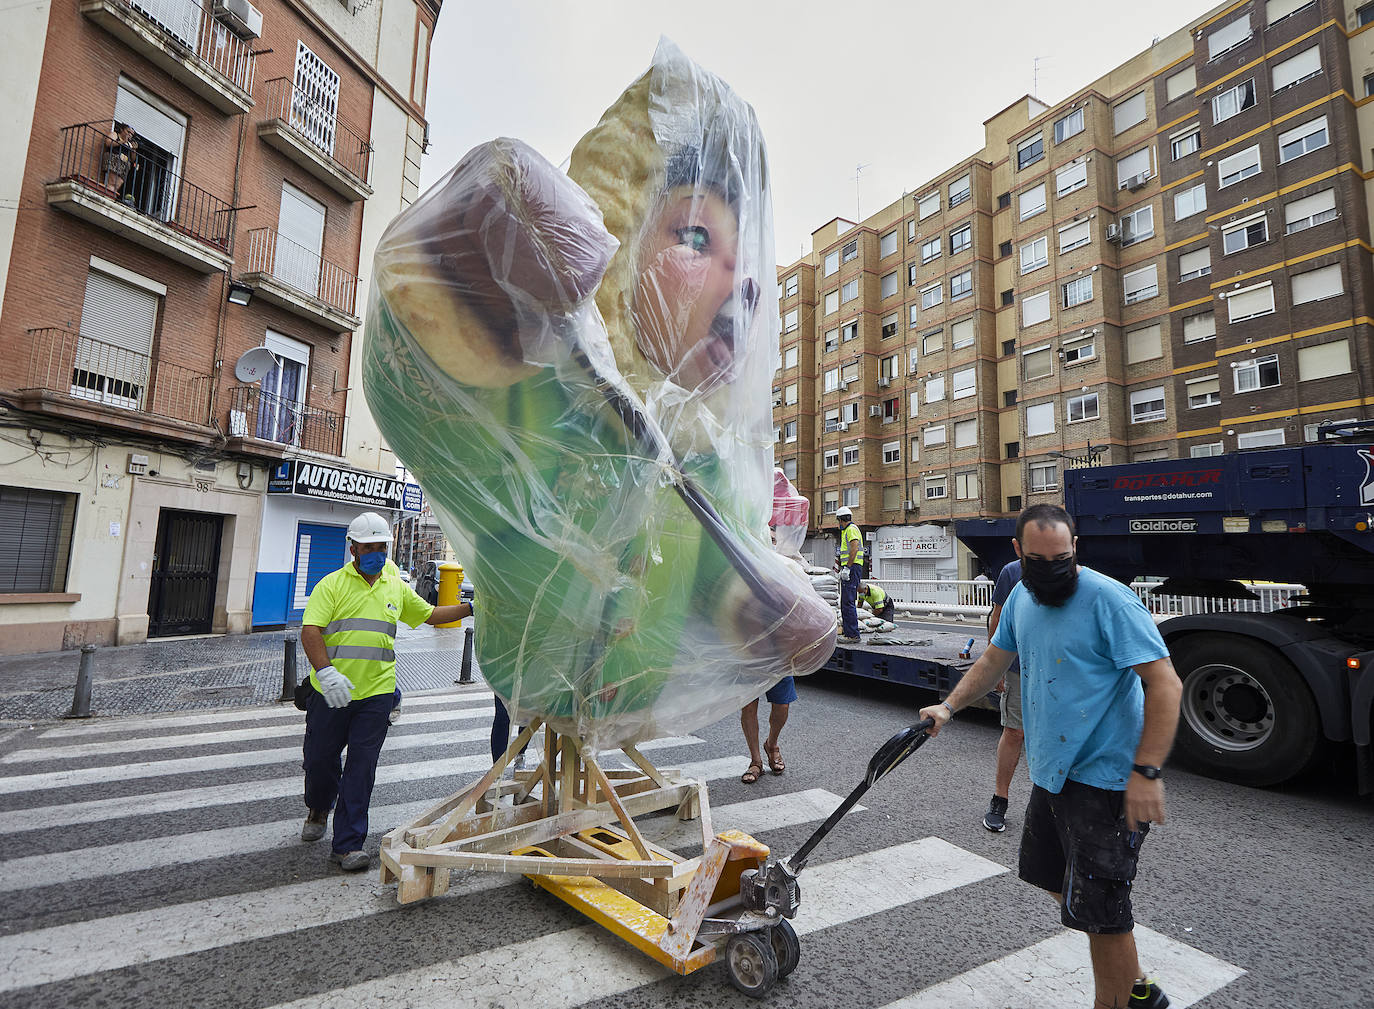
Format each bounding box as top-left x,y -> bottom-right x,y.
632,186 -> 758,392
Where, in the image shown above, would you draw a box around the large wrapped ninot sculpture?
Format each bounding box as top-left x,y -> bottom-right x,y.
363,39 -> 836,751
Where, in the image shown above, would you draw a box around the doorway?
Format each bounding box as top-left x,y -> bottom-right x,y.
147,509 -> 223,636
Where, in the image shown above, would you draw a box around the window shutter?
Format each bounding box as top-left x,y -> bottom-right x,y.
1022,291 -> 1051,327
1208,15 -> 1250,59
82,270 -> 158,355
1186,375 -> 1221,397
1266,0 -> 1311,21
1026,402 -> 1054,436
1271,45 -> 1319,91
1116,148 -> 1150,186
1297,340 -> 1351,381
1123,265 -> 1158,300
1183,312 -> 1217,342
1126,324 -> 1162,363
1284,189 -> 1336,227
1291,264 -> 1342,305
1058,220 -> 1090,251
1227,283 -> 1275,321
0,488 -> 74,593
1179,248 -> 1211,277
1113,93 -> 1147,134
1166,65 -> 1196,102
950,318 -> 974,345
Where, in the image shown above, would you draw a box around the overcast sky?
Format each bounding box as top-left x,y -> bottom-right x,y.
423,0 -> 1209,264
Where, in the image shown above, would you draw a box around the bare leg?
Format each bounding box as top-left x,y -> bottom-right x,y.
740,699 -> 762,765
993,726 -> 1024,799
1087,930 -> 1142,1008
764,702 -> 789,773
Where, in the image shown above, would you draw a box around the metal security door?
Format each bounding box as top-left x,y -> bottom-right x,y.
288,522 -> 347,622
147,510 -> 223,636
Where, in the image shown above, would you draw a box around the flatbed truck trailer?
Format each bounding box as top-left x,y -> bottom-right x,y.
956,433 -> 1374,792
821,627 -> 978,696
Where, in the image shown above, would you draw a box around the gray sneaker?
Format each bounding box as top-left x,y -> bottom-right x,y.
329,850 -> 370,872
301,808 -> 328,842
983,795 -> 1009,833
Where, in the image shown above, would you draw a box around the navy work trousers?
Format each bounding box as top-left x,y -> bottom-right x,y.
303,690 -> 392,855
490,694 -> 528,764
840,563 -> 863,637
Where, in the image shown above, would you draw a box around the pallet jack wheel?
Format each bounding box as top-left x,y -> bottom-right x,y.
770,918 -> 800,978
725,931 -> 778,997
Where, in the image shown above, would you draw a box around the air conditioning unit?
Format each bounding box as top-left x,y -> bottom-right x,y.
837,422 -> 850,431
1124,172 -> 1151,192
877,376 -> 891,388
904,500 -> 919,511
868,405 -> 883,417
213,0 -> 262,39
838,380 -> 849,390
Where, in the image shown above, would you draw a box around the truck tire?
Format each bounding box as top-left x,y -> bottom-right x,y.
1172,635 -> 1320,787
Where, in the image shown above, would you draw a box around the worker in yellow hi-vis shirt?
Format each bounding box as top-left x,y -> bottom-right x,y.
298,511 -> 470,872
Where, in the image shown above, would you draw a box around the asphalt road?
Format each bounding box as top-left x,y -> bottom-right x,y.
0,669 -> 1368,1008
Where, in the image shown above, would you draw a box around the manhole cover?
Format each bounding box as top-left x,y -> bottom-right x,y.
177,684 -> 255,701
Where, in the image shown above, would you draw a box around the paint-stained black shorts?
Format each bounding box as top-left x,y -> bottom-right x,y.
1018,779 -> 1149,935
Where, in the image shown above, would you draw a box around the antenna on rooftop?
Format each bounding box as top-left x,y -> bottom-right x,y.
1032,56 -> 1048,97
852,162 -> 870,221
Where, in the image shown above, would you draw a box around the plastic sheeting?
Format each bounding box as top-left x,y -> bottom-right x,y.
363,40 -> 836,750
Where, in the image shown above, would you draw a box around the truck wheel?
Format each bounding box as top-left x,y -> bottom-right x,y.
725,932 -> 778,998
1172,636 -> 1320,787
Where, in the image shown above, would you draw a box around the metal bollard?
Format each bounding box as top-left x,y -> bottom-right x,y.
281,635 -> 298,702
65,644 -> 96,719
457,625 -> 474,684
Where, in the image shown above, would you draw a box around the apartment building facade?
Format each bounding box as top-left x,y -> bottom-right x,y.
0,0 -> 436,653
776,0 -> 1374,579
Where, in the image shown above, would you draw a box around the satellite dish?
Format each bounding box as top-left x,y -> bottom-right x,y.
234,346 -> 279,383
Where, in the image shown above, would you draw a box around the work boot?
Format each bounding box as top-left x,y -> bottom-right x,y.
837,635 -> 861,644
301,808 -> 328,842
1131,979 -> 1170,1008
329,850 -> 370,872
983,795 -> 1009,833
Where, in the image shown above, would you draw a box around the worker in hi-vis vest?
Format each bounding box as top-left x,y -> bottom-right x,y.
835,506 -> 864,642
858,580 -> 894,622
298,511 -> 470,872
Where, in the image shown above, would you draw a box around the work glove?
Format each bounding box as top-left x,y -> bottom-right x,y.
314,665 -> 354,708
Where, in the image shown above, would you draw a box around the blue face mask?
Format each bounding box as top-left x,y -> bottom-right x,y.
357,550 -> 387,576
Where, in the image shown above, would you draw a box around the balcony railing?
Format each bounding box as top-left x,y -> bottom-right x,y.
227,384 -> 343,456
54,122 -> 233,252
243,226 -> 358,317
24,327 -> 211,425
260,77 -> 371,185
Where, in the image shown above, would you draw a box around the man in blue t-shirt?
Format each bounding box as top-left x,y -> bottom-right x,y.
920,504 -> 1182,1009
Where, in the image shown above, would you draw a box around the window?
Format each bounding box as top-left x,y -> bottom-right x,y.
1130,387 -> 1166,423
1029,461 -> 1058,492
1113,92 -> 1147,134
1017,134 -> 1044,170
1212,79 -> 1256,123
1298,339 -> 1352,381
918,192 -> 941,219
842,239 -> 859,263
1186,374 -> 1222,408
1267,0 -> 1314,23
1068,392 -> 1099,422
1126,324 -> 1163,363
1179,247 -> 1212,282
955,471 -> 979,500
1063,337 -> 1095,364
1116,148 -> 1152,191
1219,145 -> 1264,187
824,449 -> 839,470
843,487 -> 859,508
1001,289 -> 1015,307
1277,116 -> 1328,163
909,305 -> 920,328
924,425 -> 947,446
1227,281 -> 1275,321
1054,108 -> 1085,143
824,290 -> 839,315
1366,72 -> 1374,98
824,250 -> 839,276
1174,183 -> 1207,221
1002,338 -> 1016,356
784,383 -> 798,406
922,330 -> 944,355
1284,189 -> 1337,234
880,353 -> 899,380
824,368 -> 839,392
825,328 -> 839,352
1191,442 -> 1225,457
781,458 -> 797,481
292,41 -> 342,156
998,191 -> 1012,209
843,401 -> 860,425
909,391 -> 920,417
783,346 -> 798,369
1058,220 -> 1091,253
1019,183 -> 1046,220
1166,65 -> 1196,103
1233,354 -> 1281,393
921,282 -> 943,310
1291,263 -> 1342,305
881,271 -> 899,298
1062,276 -> 1093,308
1272,45 -> 1321,92
1208,14 -> 1252,61
883,441 -> 901,464
1170,125 -> 1201,160
842,321 -> 859,342
954,418 -> 978,446
883,396 -> 901,421
1223,214 -> 1268,254
921,236 -> 941,263
949,174 -> 971,207
1022,291 -> 1051,327
1020,236 -> 1049,274
908,264 -> 920,287
1120,204 -> 1154,246
1122,265 -> 1159,305
841,362 -> 860,385
1056,160 -> 1088,196
953,368 -> 976,400
999,241 -> 1013,259
1183,311 -> 1217,344
783,420 -> 797,442
1361,1 -> 1374,26
824,409 -> 840,431
0,487 -> 77,592
925,475 -> 948,499
73,264 -> 160,411
880,231 -> 898,258
883,485 -> 902,511
1238,428 -> 1285,448
950,270 -> 972,300
1133,448 -> 1170,463
1005,441 -> 1020,459
841,279 -> 859,303
277,181 -> 327,297
881,313 -> 899,339
822,493 -> 839,515
950,318 -> 975,350
783,309 -> 798,333
925,375 -> 946,402
908,220 -> 917,242
843,445 -> 860,465
1004,390 -> 1019,407
1026,401 -> 1055,435
785,274 -> 798,298
950,224 -> 972,255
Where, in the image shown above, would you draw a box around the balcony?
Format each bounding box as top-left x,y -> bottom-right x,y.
46,122 -> 234,273
14,328 -> 215,441
79,0 -> 255,114
224,384 -> 344,458
256,78 -> 372,201
237,227 -> 360,331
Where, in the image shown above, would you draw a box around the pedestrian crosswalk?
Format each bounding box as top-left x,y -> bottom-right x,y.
0,686 -> 1245,1007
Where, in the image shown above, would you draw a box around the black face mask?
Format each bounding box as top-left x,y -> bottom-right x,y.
1021,553 -> 1078,607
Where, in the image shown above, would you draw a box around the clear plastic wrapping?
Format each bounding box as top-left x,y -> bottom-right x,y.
363,39 -> 836,750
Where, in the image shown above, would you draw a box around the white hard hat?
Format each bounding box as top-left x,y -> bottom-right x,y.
835,506 -> 852,520
347,511 -> 392,544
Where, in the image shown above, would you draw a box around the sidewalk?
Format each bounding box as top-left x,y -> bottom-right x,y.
0,621 -> 474,725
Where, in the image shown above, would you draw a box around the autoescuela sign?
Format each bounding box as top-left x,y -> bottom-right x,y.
266,460 -> 421,512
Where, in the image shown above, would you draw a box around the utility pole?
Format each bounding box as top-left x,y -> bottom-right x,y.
852,162 -> 870,221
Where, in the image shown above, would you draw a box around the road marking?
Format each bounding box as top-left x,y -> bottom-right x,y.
0,837 -> 1002,993
878,924 -> 1245,1008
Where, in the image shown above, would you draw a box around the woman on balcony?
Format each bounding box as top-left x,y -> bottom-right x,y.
102,122 -> 137,205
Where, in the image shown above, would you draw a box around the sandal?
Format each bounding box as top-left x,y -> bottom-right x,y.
741,761 -> 764,784
764,743 -> 785,776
